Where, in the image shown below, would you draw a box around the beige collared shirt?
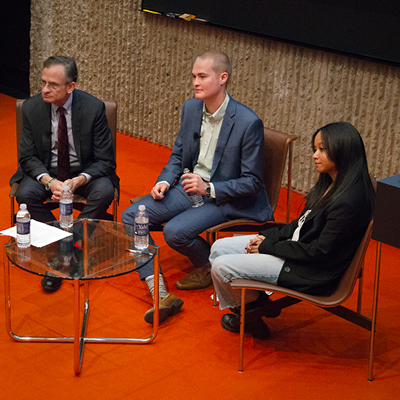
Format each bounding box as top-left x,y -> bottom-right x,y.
157,94 -> 230,198
193,93 -> 230,197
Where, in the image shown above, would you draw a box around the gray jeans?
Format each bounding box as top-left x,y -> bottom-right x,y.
209,235 -> 285,310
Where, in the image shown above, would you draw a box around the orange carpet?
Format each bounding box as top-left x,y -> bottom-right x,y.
0,93 -> 400,399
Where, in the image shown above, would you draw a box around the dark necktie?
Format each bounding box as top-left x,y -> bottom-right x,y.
57,107 -> 70,181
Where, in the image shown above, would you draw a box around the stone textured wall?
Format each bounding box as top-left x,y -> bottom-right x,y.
30,0 -> 400,193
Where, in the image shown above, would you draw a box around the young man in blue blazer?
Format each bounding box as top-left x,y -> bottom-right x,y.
122,51 -> 272,324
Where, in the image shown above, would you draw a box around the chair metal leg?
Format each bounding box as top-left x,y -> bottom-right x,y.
357,264 -> 364,314
113,198 -> 118,222
74,278 -> 83,374
4,248 -> 13,338
206,230 -> 219,307
10,197 -> 15,227
286,142 -> 294,224
213,288 -> 218,307
238,288 -> 247,372
368,241 -> 382,381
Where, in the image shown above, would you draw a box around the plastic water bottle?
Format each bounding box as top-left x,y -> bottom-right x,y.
134,205 -> 149,250
59,185 -> 73,229
16,203 -> 31,248
183,168 -> 204,208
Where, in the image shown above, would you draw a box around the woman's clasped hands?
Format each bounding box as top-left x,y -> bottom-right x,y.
245,234 -> 265,254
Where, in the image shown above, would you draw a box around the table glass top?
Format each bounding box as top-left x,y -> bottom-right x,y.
5,219 -> 156,281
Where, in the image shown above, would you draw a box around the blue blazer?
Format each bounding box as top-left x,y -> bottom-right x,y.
10,90 -> 119,189
157,96 -> 273,222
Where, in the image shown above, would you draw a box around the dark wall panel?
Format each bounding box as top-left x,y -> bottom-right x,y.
0,0 -> 30,97
142,0 -> 400,66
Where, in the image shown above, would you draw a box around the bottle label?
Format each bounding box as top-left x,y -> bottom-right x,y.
60,202 -> 73,216
17,220 -> 30,234
135,222 -> 149,236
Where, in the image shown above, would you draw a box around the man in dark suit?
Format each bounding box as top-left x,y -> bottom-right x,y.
122,51 -> 273,324
10,56 -> 119,292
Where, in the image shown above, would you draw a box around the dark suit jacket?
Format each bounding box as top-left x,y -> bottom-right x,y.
258,179 -> 373,295
10,89 -> 119,189
157,96 -> 273,222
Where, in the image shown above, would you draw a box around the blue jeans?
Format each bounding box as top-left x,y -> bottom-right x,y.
122,182 -> 227,280
209,235 -> 285,310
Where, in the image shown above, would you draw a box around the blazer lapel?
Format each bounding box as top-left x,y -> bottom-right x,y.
190,102 -> 203,170
300,207 -> 321,225
71,91 -> 82,164
210,99 -> 235,179
38,101 -> 52,168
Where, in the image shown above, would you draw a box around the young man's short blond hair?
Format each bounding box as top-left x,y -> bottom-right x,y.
196,51 -> 232,85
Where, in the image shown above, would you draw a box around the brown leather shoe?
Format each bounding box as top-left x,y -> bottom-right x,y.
144,293 -> 184,324
175,265 -> 212,290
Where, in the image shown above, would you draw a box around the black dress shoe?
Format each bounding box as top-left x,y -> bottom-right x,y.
221,314 -> 271,340
41,273 -> 62,293
230,291 -> 281,319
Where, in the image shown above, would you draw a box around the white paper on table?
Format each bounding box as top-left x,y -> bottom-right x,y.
0,219 -> 72,247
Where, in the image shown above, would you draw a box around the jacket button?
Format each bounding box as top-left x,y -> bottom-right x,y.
284,266 -> 291,273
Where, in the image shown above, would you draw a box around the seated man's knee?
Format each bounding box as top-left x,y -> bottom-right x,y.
101,186 -> 115,205
122,204 -> 139,224
163,221 -> 194,249
122,195 -> 165,225
162,223 -> 180,248
15,180 -> 44,204
87,178 -> 114,205
15,186 -> 29,204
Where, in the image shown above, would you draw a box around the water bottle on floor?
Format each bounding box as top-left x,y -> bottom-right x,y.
60,186 -> 73,229
134,205 -> 149,250
183,168 -> 204,208
16,203 -> 31,248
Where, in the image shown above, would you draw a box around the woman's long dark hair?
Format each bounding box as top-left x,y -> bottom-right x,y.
304,122 -> 375,212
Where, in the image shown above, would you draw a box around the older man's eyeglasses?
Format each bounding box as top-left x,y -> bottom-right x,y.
41,80 -> 71,90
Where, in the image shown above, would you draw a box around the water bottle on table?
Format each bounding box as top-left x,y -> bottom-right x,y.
134,205 -> 149,250
60,185 -> 73,229
183,168 -> 204,208
16,203 -> 31,248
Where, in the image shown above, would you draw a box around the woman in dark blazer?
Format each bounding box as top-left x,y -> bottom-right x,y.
210,122 -> 375,339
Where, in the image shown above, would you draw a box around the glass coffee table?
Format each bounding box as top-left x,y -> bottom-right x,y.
3,219 -> 160,375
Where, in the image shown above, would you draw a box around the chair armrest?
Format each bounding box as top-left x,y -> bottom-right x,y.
206,220 -> 286,234
114,187 -> 119,204
9,182 -> 19,198
206,219 -> 262,233
130,194 -> 149,204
